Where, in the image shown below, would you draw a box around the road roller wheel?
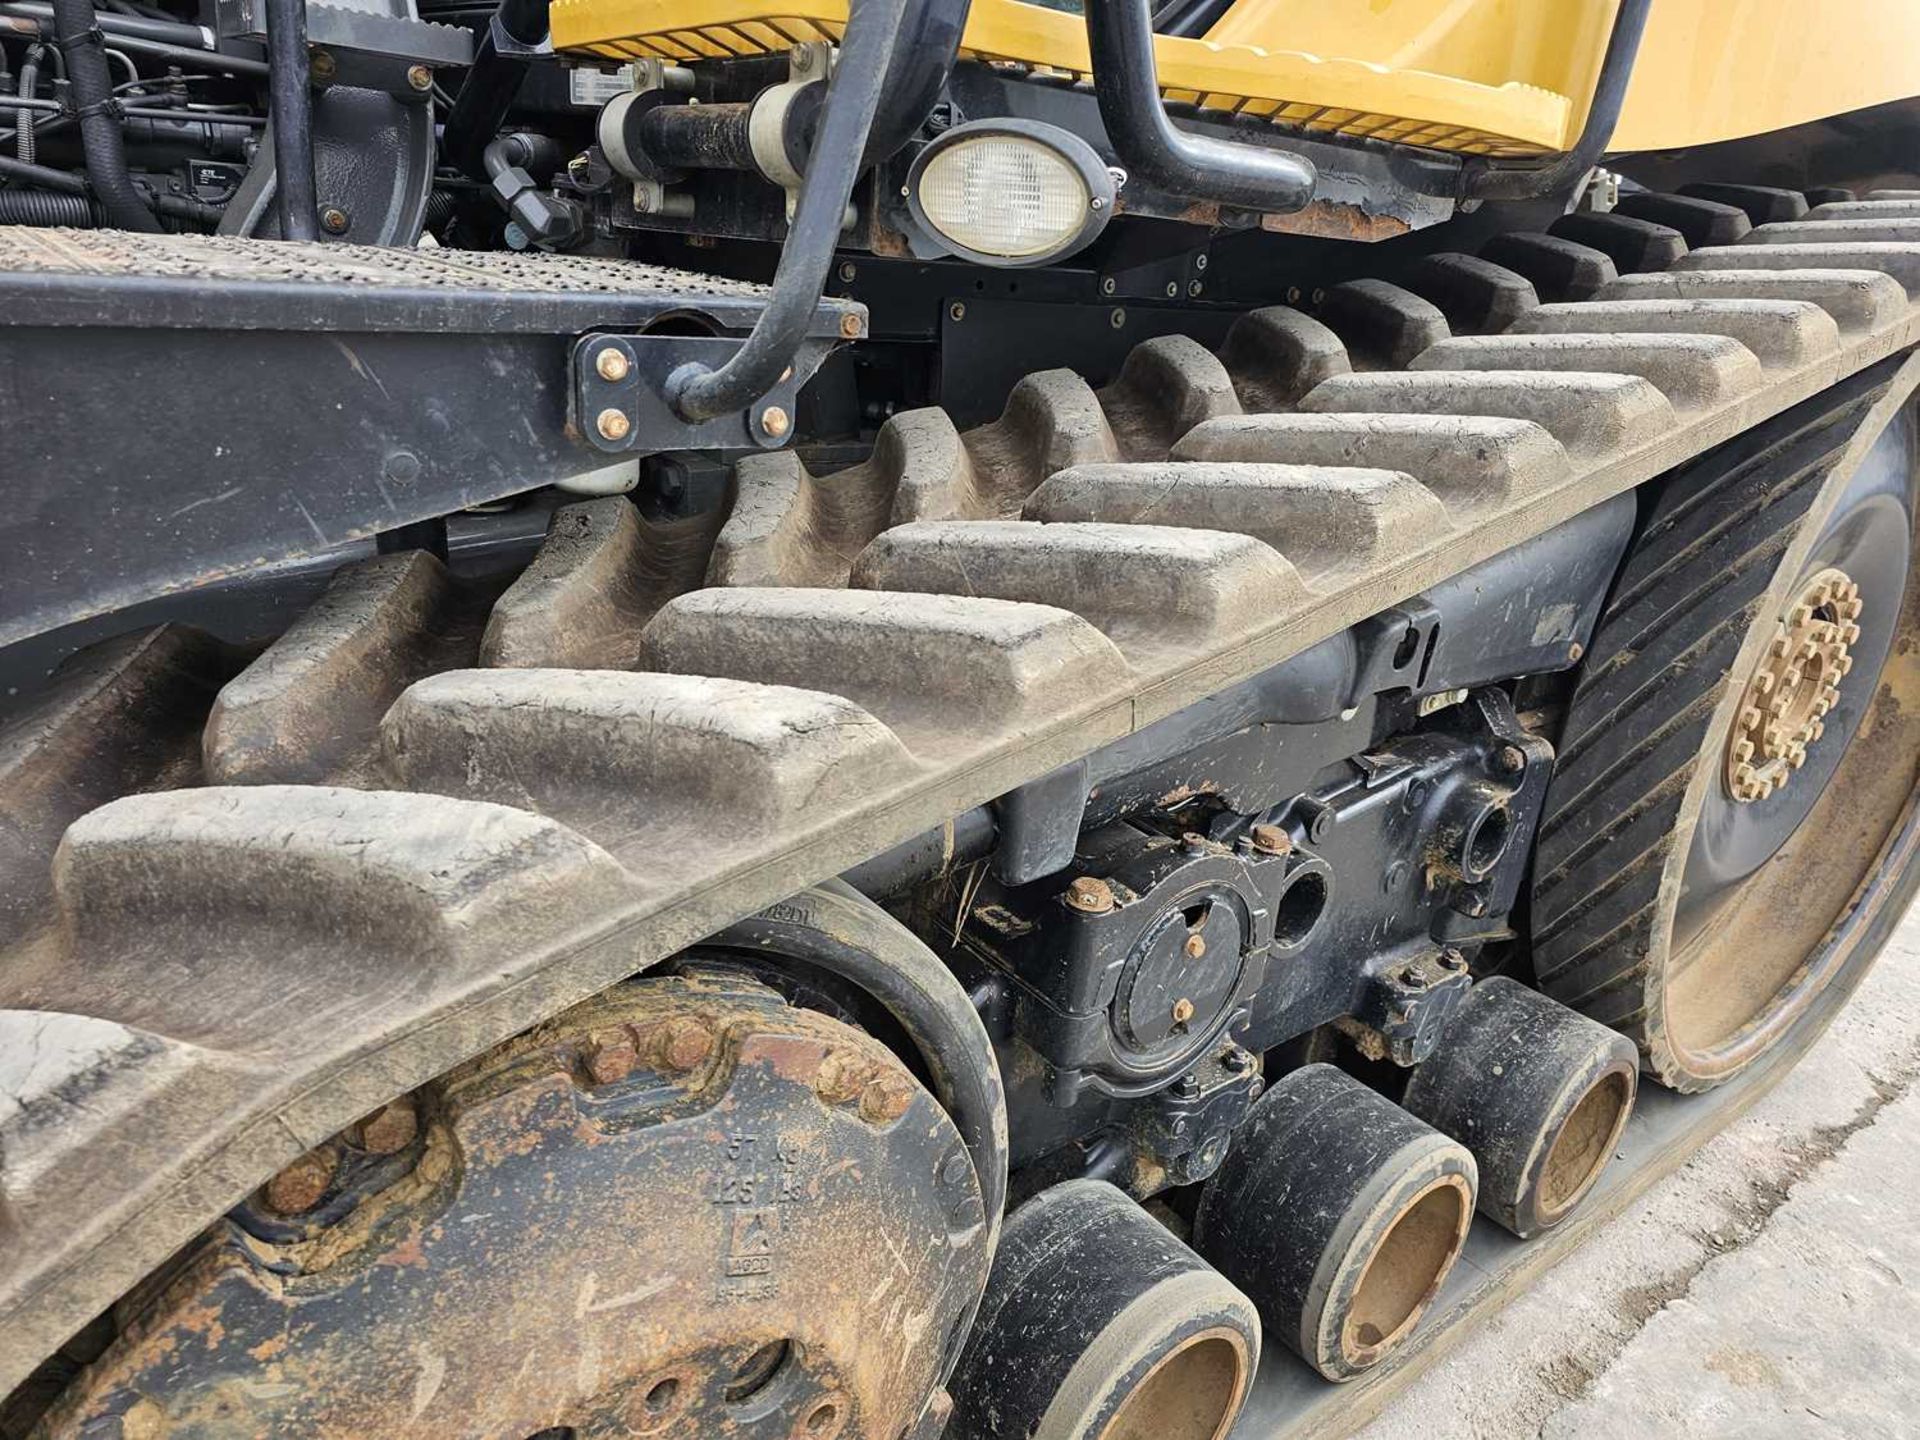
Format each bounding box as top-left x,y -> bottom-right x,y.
29,971 -> 991,1440
1192,1065 -> 1475,1382
1533,378 -> 1920,1092
946,1180 -> 1259,1440
1402,977 -> 1639,1238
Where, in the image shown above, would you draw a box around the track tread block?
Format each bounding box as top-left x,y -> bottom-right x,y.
636,588 -> 1133,756
1549,212 -> 1689,274
204,551 -> 470,787
1677,243 -> 1920,298
1171,411 -> 1568,515
1313,278 -> 1450,370
850,519 -> 1307,657
1676,183 -> 1809,225
1300,369 -> 1675,458
1808,199 -> 1920,221
1747,217 -> 1920,247
1096,335 -> 1243,459
1024,460 -> 1450,584
1478,232 -> 1618,303
1597,267 -> 1908,335
1409,332 -> 1764,410
1611,192 -> 1753,247
1399,252 -> 1540,336
481,497 -> 713,670
383,668 -> 917,855
1509,297 -> 1840,369
1217,305 -> 1352,411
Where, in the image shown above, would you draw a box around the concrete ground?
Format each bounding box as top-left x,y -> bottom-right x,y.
1359,897 -> 1920,1440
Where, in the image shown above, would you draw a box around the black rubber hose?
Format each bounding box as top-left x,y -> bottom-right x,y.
0,1 -> 213,48
263,0 -> 315,239
1083,0 -> 1314,213
1457,0 -> 1652,202
0,186 -> 95,222
709,880 -> 1010,1249
49,0 -> 158,229
860,0 -> 968,164
443,0 -> 549,182
0,149 -> 87,189
666,0 -> 906,424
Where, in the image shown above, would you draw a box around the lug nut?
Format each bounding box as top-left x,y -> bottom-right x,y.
760,405 -> 790,439
1249,823 -> 1292,855
352,1097 -> 418,1155
1184,932 -> 1207,960
1064,876 -> 1116,914
264,1146 -> 337,1215
595,346 -> 631,382
814,1047 -> 876,1105
649,1015 -> 715,1074
596,407 -> 631,442
583,1026 -> 639,1085
859,1073 -> 916,1124
1172,997 -> 1196,1026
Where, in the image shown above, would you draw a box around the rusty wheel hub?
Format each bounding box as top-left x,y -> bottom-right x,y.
1725,567 -> 1864,803
38,972 -> 988,1439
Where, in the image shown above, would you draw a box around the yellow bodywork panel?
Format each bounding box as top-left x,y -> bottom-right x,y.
550,0 -> 1920,159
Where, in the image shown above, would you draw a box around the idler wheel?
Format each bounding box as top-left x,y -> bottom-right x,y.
947,1179 -> 1259,1439
1403,977 -> 1638,1237
1193,1063 -> 1474,1381
35,971 -> 990,1439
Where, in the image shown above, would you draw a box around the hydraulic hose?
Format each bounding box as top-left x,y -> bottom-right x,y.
665,0 -> 905,424
0,185 -> 94,222
1083,0 -> 1314,213
47,0 -> 157,229
263,0 -> 315,239
15,42 -> 46,162
443,0 -> 549,182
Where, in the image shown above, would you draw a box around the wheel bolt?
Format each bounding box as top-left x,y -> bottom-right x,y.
1064,876 -> 1115,914
649,1015 -> 715,1074
352,1097 -> 418,1155
264,1146 -> 337,1215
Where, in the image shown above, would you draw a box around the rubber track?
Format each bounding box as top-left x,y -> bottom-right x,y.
6,191 -> 1920,1394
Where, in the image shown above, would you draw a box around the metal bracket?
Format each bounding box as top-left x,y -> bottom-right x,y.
574,333 -> 825,453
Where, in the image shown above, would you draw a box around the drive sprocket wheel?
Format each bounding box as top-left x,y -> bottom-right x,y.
30,971 -> 990,1439
1532,372 -> 1920,1091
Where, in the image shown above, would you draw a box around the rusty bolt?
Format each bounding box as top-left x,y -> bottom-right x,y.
406,63 -> 433,91
1171,997 -> 1196,1026
1064,876 -> 1115,914
1183,932 -> 1207,960
1568,642 -> 1585,663
839,312 -> 863,339
309,49 -> 336,82
649,1015 -> 715,1074
761,405 -> 791,439
264,1147 -> 337,1215
859,1072 -> 916,1124
320,206 -> 350,235
584,1027 -> 640,1085
1499,744 -> 1527,774
1248,823 -> 1292,856
814,1047 -> 876,1105
116,1399 -> 166,1440
595,346 -> 631,382
596,407 -> 632,442
353,1097 -> 418,1155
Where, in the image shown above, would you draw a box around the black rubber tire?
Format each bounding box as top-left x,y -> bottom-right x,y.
1531,361 -> 1920,1091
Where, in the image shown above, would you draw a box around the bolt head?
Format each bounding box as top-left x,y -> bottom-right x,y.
1498,744 -> 1527,774
1568,642 -> 1585,663
760,405 -> 791,439
839,312 -> 863,339
649,1015 -> 715,1074
406,63 -> 433,91
1184,932 -> 1207,960
320,207 -> 349,235
596,407 -> 631,442
583,1027 -> 639,1085
264,1147 -> 337,1215
949,302 -> 966,322
813,1047 -> 877,1105
1171,997 -> 1196,1026
1065,876 -> 1116,914
353,1098 -> 418,1155
838,260 -> 857,282
594,346 -> 631,382
1248,822 -> 1292,856
309,49 -> 336,81
859,1073 -> 916,1124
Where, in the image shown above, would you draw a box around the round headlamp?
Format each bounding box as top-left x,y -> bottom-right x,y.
906,119 -> 1117,267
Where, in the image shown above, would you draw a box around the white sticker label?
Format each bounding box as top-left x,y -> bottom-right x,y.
569,64 -> 636,107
